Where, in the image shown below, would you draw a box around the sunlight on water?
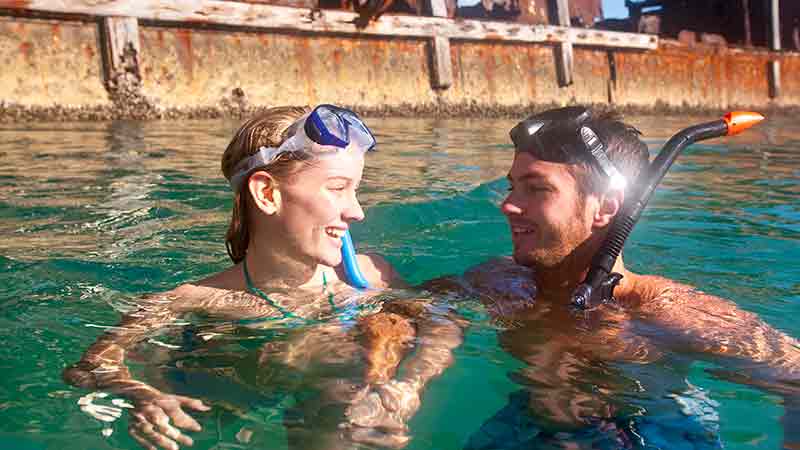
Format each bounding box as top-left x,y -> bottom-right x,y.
0,114 -> 798,449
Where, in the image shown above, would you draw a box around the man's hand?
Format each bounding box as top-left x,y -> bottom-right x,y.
344,380 -> 421,449
128,393 -> 210,450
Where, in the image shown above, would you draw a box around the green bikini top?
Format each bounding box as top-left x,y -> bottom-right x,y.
241,258 -> 342,325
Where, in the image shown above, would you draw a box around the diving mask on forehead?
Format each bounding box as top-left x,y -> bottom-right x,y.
510,106 -> 627,191
229,104 -> 376,192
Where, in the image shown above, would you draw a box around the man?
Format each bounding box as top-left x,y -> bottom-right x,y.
429,106 -> 800,448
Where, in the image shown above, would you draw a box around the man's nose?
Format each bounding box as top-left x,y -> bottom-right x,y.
501,194 -> 523,216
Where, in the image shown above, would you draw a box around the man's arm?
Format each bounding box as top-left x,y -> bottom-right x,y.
636,276 -> 800,447
63,290 -> 210,450
637,277 -> 800,378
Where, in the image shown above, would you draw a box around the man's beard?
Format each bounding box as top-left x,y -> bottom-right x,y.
512,219 -> 590,273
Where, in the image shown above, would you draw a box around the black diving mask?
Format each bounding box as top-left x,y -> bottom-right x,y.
509,106 -> 627,191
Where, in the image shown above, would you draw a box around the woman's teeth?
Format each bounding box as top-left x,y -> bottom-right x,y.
325,228 -> 344,238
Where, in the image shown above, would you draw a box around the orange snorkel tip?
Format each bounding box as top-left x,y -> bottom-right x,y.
723,111 -> 765,136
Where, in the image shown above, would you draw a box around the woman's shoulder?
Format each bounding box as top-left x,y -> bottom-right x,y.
355,253 -> 407,289
163,265 -> 246,309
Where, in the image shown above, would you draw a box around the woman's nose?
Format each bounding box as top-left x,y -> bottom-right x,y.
343,193 -> 365,223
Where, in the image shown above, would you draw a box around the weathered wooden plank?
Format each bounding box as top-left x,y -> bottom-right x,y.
555,0 -> 570,27
427,0 -> 452,89
430,35 -> 452,89
768,0 -> 780,98
428,0 -> 448,19
606,50 -> 616,104
555,41 -> 573,86
553,0 -> 573,86
768,60 -> 781,98
0,0 -> 658,49
743,0 -> 752,47
569,28 -> 657,49
769,0 -> 781,51
102,16 -> 141,77
224,0 -> 313,7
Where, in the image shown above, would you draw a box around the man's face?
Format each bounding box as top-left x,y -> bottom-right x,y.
501,152 -> 594,269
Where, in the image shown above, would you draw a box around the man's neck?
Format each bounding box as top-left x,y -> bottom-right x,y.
533,256 -> 630,305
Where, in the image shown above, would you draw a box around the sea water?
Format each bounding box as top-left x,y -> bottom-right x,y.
0,115 -> 798,449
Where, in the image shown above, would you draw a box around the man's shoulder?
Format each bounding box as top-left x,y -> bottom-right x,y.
464,257 -> 535,286
456,257 -> 536,302
627,273 -> 733,314
423,257 -> 537,304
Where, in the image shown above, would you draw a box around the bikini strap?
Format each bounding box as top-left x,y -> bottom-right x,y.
242,258 -> 300,320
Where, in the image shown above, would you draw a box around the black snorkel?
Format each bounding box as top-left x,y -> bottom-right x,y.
571,112 -> 765,310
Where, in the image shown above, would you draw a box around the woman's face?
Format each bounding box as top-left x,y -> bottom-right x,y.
275,151 -> 366,267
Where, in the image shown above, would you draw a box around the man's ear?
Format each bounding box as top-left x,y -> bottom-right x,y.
248,171 -> 282,215
592,189 -> 623,229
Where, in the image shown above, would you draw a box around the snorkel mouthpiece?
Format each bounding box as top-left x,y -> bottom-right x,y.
572,112 -> 764,310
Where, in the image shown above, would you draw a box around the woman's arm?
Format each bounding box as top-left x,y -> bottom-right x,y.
63,289 -> 210,450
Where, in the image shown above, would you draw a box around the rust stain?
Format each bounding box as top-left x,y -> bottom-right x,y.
50,23 -> 61,47
175,29 -> 194,81
294,37 -> 315,104
526,47 -> 537,101
333,48 -> 343,66
18,41 -> 32,60
484,44 -> 497,101
83,43 -> 95,61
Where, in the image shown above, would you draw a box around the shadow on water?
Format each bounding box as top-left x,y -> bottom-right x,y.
0,114 -> 798,449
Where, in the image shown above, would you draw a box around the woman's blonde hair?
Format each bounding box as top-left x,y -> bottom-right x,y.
221,106 -> 311,263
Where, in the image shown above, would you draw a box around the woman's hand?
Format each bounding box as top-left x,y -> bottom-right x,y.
128,393 -> 210,450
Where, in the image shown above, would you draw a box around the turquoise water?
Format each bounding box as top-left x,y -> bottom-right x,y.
0,116 -> 798,449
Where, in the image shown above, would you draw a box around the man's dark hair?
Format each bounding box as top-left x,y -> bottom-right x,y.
575,111 -> 650,197
515,108 -> 650,197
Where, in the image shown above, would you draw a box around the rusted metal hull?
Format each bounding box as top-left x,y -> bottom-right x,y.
1,14 -> 798,121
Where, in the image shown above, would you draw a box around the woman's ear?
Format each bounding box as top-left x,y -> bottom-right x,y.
592,189 -> 623,229
248,171 -> 282,215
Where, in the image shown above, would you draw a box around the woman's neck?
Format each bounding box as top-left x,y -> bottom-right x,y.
243,239 -> 329,292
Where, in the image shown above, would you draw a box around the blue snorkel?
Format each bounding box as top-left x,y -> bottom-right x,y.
571,112 -> 765,309
341,230 -> 370,289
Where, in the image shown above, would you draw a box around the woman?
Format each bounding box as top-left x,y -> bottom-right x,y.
64,106 -> 459,450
